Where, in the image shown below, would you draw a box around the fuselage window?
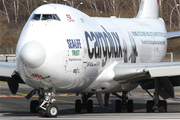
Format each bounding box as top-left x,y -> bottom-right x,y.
32,14 -> 41,20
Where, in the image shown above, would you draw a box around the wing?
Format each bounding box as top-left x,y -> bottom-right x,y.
113,62 -> 180,99
113,62 -> 180,83
167,31 -> 180,40
0,62 -> 17,77
0,62 -> 24,94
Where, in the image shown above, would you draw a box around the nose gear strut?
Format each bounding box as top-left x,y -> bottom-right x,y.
29,88 -> 59,117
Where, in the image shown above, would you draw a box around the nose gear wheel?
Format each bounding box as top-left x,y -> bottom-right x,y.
29,88 -> 59,117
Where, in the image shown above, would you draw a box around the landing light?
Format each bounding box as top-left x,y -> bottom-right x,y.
136,69 -> 141,73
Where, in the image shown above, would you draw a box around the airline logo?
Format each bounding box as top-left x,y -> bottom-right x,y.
30,73 -> 50,80
85,26 -> 138,66
31,73 -> 42,80
66,14 -> 75,22
67,39 -> 82,49
72,50 -> 80,56
85,26 -> 123,66
85,26 -> 123,59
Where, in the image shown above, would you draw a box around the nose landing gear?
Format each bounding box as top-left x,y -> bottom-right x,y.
30,89 -> 59,117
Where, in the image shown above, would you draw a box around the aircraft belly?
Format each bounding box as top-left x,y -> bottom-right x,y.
53,58 -> 100,92
81,81 -> 139,93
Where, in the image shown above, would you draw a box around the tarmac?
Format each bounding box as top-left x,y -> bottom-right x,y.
0,82 -> 180,120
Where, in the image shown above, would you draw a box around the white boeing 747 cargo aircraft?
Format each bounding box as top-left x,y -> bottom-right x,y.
0,0 -> 180,117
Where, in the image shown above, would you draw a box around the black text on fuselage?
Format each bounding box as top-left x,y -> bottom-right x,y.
85,26 -> 138,67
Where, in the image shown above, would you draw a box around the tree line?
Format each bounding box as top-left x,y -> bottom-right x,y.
0,0 -> 180,54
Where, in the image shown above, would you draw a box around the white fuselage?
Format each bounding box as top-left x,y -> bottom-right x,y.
16,4 -> 167,93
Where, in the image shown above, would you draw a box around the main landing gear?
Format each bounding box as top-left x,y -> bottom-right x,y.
29,89 -> 59,117
146,100 -> 167,113
113,92 -> 134,113
75,92 -> 134,113
145,79 -> 167,113
75,93 -> 94,113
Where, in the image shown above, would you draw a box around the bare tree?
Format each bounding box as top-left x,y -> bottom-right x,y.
86,0 -> 99,16
179,0 -> 180,30
19,0 -> 31,16
2,0 -> 10,23
173,0 -> 180,30
131,0 -> 138,16
92,0 -> 99,16
13,0 -> 19,23
26,0 -> 30,15
103,0 -> 107,17
160,0 -> 163,17
106,0 -> 121,17
64,0 -> 74,7
86,0 -> 95,15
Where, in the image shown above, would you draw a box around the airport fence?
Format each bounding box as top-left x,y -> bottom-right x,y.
0,47 -> 16,54
0,54 -> 16,62
163,51 -> 180,62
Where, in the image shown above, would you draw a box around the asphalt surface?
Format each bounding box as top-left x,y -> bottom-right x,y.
0,82 -> 180,120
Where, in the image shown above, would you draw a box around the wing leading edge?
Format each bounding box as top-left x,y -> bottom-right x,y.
0,62 -> 25,94
113,62 -> 180,84
167,31 -> 180,40
113,62 -> 180,99
0,62 -> 17,77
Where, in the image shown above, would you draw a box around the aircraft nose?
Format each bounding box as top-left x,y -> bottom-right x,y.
20,41 -> 46,68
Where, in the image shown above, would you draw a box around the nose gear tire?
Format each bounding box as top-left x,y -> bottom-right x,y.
46,104 -> 59,117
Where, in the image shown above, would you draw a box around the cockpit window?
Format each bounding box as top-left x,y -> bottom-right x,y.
31,14 -> 60,21
42,14 -> 52,20
52,14 -> 60,20
32,14 -> 41,20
